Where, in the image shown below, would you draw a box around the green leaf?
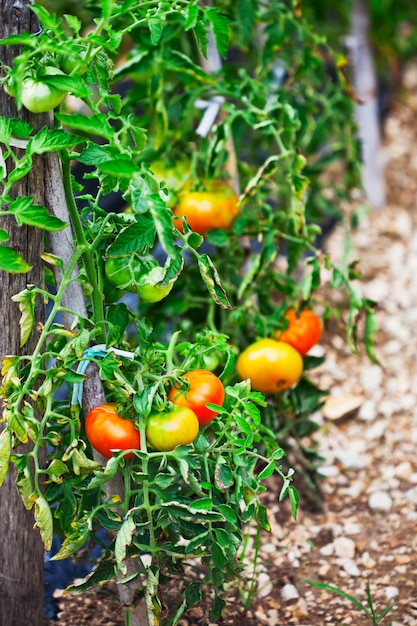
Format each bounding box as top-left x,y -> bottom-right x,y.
100,0 -> 114,20
0,116 -> 12,144
115,517 -> 136,575
184,4 -> 199,30
237,0 -> 256,44
11,286 -> 36,347
256,503 -> 270,531
258,461 -> 276,482
288,485 -> 299,520
205,8 -> 230,59
194,20 -> 209,58
34,495 -> 53,551
198,254 -> 232,309
107,217 -> 156,256
304,580 -> 371,618
184,531 -> 209,553
0,229 -> 9,243
52,525 -> 90,561
98,158 -> 139,179
78,144 -> 115,166
9,197 -> 67,231
56,113 -> 114,141
0,429 -> 11,487
217,504 -> 237,523
27,128 -> 84,155
45,459 -> 68,482
0,244 -> 31,273
67,557 -> 117,593
88,456 -> 119,489
149,17 -> 163,44
211,542 -> 227,568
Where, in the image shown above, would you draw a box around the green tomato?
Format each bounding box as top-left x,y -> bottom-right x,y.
146,405 -> 199,452
104,256 -> 141,293
136,282 -> 174,303
103,276 -> 126,303
61,51 -> 87,76
21,67 -> 68,113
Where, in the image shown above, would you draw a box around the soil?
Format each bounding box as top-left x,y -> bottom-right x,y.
45,67 -> 417,626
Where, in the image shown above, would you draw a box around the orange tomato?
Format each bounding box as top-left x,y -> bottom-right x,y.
173,183 -> 239,236
275,308 -> 322,356
168,369 -> 225,426
236,338 -> 303,394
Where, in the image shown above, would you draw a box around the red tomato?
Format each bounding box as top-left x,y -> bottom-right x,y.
146,405 -> 199,451
173,183 -> 239,236
236,338 -> 303,394
275,308 -> 322,356
85,403 -> 140,459
168,369 -> 225,426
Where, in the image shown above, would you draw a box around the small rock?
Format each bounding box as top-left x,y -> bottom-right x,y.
359,400 -> 377,421
368,491 -> 393,512
323,395 -> 364,421
320,543 -> 334,556
385,586 -> 400,600
334,450 -> 368,470
257,572 -> 273,598
281,583 -> 299,602
360,364 -> 383,392
405,486 -> 417,505
395,461 -> 413,480
292,597 -> 309,619
334,536 -> 356,559
360,552 -> 376,569
340,558 -> 360,577
318,562 -> 332,578
317,464 -> 340,477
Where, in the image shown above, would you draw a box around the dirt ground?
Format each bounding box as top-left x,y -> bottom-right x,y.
46,67 -> 417,626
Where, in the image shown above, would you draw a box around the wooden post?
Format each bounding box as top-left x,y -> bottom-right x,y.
0,3 -> 47,624
346,0 -> 386,208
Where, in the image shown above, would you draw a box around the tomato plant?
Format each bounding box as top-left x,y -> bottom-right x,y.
0,1 -> 380,623
21,67 -> 68,113
236,339 -> 304,394
168,369 -> 225,426
146,405 -> 199,451
85,403 -> 140,459
275,308 -> 322,356
173,183 -> 239,235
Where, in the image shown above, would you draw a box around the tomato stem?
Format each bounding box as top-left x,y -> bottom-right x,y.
61,153 -> 106,343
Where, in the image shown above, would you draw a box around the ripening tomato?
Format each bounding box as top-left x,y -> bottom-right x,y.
275,308 -> 322,356
173,183 -> 239,235
85,403 -> 140,459
146,405 -> 199,451
236,338 -> 303,394
168,369 -> 225,426
21,67 -> 68,113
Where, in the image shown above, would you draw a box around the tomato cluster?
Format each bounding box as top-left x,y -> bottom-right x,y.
236,309 -> 322,394
85,369 -> 225,456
